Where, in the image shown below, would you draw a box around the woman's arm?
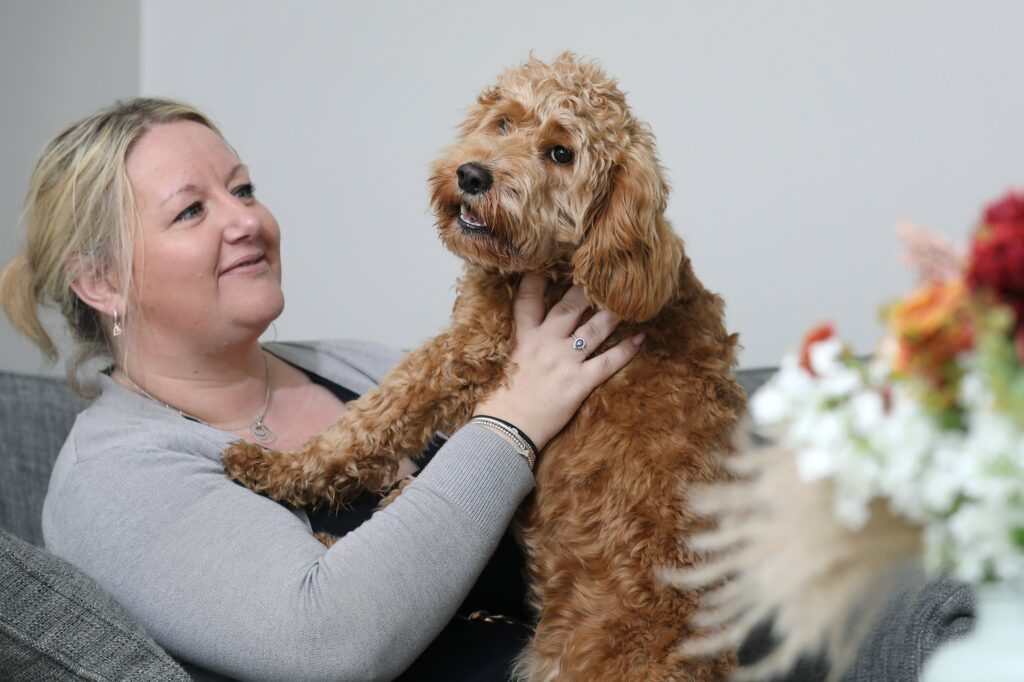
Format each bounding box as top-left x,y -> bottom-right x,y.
45,424 -> 531,682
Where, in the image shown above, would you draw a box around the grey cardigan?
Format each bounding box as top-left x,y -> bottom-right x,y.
42,339 -> 534,682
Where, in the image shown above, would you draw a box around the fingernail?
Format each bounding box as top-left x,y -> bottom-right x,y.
632,333 -> 646,345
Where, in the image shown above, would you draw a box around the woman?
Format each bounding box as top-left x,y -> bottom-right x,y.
0,98 -> 642,681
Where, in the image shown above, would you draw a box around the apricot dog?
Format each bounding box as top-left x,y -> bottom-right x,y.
223,53 -> 744,681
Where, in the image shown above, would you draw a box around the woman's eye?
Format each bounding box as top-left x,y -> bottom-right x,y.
233,183 -> 255,199
497,118 -> 512,135
548,146 -> 574,165
174,202 -> 202,223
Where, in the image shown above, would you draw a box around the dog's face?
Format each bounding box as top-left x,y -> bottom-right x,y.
429,53 -> 684,322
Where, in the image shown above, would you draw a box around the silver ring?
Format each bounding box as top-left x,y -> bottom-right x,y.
571,334 -> 588,353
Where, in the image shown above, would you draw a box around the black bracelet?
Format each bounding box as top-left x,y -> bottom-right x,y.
471,414 -> 541,457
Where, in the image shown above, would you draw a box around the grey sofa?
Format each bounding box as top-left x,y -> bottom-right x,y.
0,367 -> 973,681
1,371 -> 203,681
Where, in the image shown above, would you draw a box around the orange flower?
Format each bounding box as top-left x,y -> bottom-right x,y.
887,279 -> 974,388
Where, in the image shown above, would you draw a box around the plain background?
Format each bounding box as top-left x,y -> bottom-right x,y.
3,0 -> 1024,377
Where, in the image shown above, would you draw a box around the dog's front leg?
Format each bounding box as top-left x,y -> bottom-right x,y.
221,272 -> 516,510
220,334 -> 504,509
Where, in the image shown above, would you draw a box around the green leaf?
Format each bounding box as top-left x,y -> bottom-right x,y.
1011,527 -> 1024,550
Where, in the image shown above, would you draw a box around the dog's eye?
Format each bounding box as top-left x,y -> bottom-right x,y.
548,146 -> 574,165
497,118 -> 512,135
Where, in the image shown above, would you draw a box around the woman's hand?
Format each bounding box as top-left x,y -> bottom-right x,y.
473,273 -> 644,451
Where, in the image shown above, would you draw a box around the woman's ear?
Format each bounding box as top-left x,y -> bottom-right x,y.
571,129 -> 683,322
66,255 -> 122,319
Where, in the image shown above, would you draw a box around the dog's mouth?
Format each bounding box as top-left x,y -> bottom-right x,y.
439,198 -> 527,269
457,203 -> 488,232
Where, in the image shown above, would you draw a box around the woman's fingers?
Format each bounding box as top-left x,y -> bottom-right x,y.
582,333 -> 645,386
570,310 -> 622,358
474,277 -> 644,453
544,285 -> 589,336
512,273 -> 548,331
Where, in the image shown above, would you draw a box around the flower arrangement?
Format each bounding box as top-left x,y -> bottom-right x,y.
757,192 -> 1024,582
671,191 -> 1024,680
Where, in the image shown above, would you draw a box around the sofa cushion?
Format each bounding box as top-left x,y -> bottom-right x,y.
0,371 -> 86,546
0,528 -> 190,680
842,570 -> 975,681
734,366 -> 779,398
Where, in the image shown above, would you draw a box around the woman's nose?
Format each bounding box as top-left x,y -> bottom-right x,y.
222,197 -> 261,241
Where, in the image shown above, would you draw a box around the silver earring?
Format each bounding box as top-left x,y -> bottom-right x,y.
112,309 -> 123,337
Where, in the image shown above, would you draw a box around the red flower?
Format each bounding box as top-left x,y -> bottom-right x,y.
983,191 -> 1024,227
799,323 -> 836,376
967,191 -> 1024,325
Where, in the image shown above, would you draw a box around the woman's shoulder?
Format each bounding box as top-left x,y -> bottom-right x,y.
44,380 -> 233,517
63,374 -> 234,462
48,397 -> 228,492
43,404 -> 230,554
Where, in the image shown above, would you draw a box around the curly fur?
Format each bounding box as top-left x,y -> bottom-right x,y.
221,53 -> 745,681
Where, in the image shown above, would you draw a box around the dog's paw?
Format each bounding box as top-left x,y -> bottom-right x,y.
221,440 -> 282,492
313,531 -> 339,548
377,474 -> 415,509
221,440 -> 331,508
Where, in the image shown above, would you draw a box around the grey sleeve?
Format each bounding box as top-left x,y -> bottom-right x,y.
44,424 -> 533,682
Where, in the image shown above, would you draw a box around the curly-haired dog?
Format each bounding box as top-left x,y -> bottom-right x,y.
222,53 -> 745,680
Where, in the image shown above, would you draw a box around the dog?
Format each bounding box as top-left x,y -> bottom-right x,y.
222,52 -> 745,681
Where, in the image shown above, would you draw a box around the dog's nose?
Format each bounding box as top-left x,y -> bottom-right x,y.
457,163 -> 493,195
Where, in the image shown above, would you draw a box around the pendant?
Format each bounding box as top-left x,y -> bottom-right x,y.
250,418 -> 276,445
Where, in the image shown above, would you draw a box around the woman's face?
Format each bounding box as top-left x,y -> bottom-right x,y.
124,120 -> 284,353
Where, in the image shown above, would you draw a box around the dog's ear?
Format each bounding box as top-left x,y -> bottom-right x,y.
457,85 -> 503,137
477,85 -> 502,107
571,129 -> 683,322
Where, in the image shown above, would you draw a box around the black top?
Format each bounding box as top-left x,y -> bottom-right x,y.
298,368 -> 532,680
303,368 -> 445,539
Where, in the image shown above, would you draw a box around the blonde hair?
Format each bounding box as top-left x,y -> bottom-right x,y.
0,98 -> 221,397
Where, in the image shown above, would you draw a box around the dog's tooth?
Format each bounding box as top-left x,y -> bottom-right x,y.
457,203 -> 487,228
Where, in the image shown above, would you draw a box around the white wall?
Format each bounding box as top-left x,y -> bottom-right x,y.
0,0 -> 139,375
4,2 -> 1024,374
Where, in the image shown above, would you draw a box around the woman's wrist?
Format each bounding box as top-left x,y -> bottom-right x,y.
471,395 -> 556,451
468,415 -> 539,471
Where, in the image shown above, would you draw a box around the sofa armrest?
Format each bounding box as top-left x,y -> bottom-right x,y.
0,529 -> 190,680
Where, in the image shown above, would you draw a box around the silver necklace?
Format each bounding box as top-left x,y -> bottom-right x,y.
121,352 -> 276,445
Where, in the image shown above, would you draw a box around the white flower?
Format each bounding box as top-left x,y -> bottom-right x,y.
756,331 -> 1024,584
750,354 -> 811,426
750,382 -> 794,426
831,450 -> 880,529
808,337 -> 845,377
797,445 -> 840,481
849,391 -> 885,434
917,443 -> 967,515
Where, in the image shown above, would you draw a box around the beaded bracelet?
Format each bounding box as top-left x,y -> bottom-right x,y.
469,415 -> 538,471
